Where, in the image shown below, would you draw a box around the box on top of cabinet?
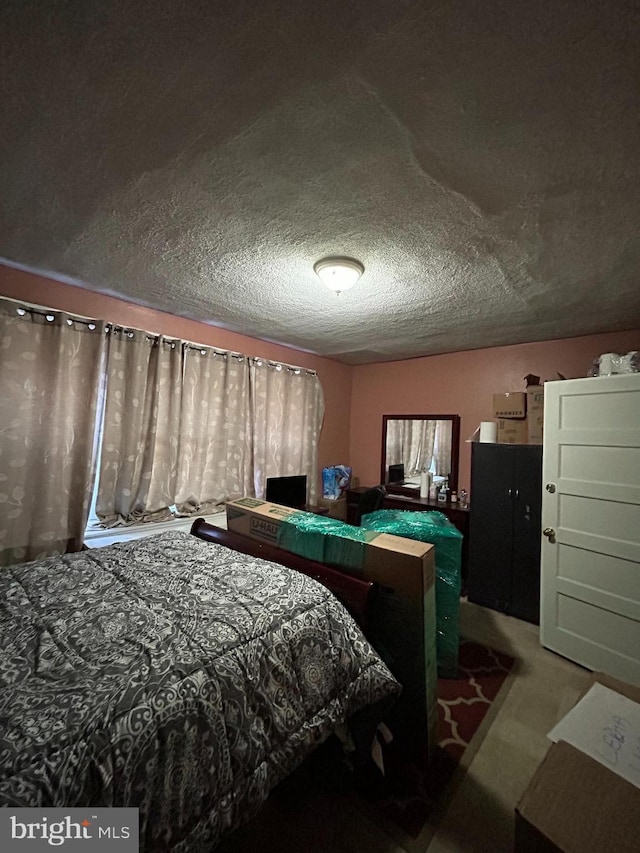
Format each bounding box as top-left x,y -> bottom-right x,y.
493,392 -> 526,419
527,416 -> 543,444
497,418 -> 529,444
526,385 -> 544,444
526,385 -> 544,413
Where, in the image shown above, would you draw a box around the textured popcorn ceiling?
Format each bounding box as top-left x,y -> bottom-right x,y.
1,0 -> 639,364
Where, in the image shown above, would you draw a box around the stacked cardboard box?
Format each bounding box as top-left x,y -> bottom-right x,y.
492,387 -> 544,444
493,391 -> 527,419
495,417 -> 528,444
493,391 -> 527,444
526,385 -> 544,444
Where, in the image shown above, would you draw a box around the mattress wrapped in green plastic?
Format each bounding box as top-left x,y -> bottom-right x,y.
276,512 -> 378,572
274,507 -> 439,759
360,509 -> 462,677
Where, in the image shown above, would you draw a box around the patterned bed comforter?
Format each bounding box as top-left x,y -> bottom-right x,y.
0,532 -> 399,849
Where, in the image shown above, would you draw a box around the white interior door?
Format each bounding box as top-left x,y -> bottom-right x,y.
540,373 -> 640,683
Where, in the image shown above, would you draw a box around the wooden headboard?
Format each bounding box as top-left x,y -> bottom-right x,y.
190,518 -> 376,629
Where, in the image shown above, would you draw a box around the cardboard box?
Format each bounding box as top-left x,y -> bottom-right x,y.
526,385 -> 544,413
527,413 -> 543,444
497,417 -> 529,444
226,497 -> 298,544
318,496 -> 347,521
226,497 -> 438,762
526,385 -> 544,444
225,499 -> 434,588
515,673 -> 640,852
493,391 -> 527,419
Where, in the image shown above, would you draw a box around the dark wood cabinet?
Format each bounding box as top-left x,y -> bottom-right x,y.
345,487 -> 368,527
467,443 -> 542,624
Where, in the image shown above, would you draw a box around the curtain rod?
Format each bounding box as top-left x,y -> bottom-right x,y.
250,356 -> 317,377
4,299 -> 317,375
8,303 -> 100,330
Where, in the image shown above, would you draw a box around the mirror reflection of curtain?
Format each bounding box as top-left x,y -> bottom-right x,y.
385,419 -> 404,468
386,419 -> 452,477
406,420 -> 436,476
433,420 -> 452,477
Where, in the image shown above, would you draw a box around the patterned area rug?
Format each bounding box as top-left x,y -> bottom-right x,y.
438,640 -> 517,764
365,640 -> 517,840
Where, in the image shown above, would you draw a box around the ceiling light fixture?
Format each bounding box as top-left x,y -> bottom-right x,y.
314,257 -> 364,295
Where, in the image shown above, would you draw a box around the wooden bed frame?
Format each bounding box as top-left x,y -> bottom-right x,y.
190,518 -> 376,630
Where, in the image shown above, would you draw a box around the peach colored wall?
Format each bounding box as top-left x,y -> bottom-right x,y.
0,264 -> 353,476
350,330 -> 640,495
4,263 -> 639,499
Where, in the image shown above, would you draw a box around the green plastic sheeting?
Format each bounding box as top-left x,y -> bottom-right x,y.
361,509 -> 462,677
277,512 -> 379,573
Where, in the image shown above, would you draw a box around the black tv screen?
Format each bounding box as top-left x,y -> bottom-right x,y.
265,475 -> 307,509
388,463 -> 405,483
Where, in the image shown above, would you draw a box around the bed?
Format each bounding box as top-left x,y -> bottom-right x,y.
0,529 -> 400,850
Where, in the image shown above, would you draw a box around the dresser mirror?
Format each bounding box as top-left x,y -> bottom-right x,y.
380,414 -> 460,495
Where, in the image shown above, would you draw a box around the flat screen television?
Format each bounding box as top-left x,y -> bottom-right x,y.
265,475 -> 307,509
388,463 -> 405,483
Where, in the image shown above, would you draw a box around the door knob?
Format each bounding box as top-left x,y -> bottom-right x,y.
543,527 -> 556,542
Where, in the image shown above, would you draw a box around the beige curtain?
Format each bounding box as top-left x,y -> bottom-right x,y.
0,299 -> 105,566
96,330 -> 183,525
174,347 -> 252,514
251,360 -> 325,504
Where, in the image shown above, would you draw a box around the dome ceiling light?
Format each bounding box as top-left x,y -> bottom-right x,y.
313,257 -> 364,295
